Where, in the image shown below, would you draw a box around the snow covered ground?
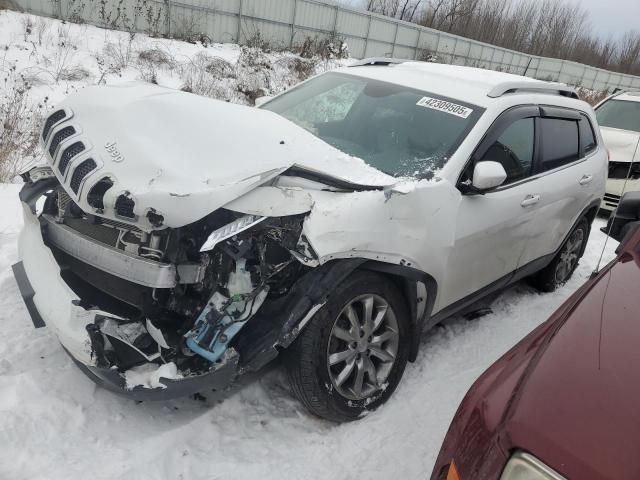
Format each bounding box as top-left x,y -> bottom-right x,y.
0,8 -> 620,480
0,180 -> 617,479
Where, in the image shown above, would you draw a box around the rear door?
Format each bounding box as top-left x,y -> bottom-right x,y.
516,107 -> 603,268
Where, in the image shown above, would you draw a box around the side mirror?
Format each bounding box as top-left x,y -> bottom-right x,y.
471,161 -> 507,192
603,191 -> 640,242
255,96 -> 272,107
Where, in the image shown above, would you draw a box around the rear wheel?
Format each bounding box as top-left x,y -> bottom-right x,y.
529,218 -> 589,292
285,271 -> 410,422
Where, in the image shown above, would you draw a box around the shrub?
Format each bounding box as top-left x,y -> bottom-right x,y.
172,16 -> 211,46
38,24 -> 82,83
59,65 -> 90,81
0,80 -> 44,182
577,87 -> 608,106
138,47 -> 175,68
237,45 -> 273,71
297,35 -> 349,60
204,56 -> 236,79
101,33 -> 137,74
180,52 -> 230,98
277,56 -> 317,82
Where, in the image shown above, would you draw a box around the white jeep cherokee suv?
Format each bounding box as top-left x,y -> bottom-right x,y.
595,90 -> 640,212
13,59 -> 606,422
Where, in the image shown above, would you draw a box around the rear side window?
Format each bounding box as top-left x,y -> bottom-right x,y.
580,115 -> 597,154
540,118 -> 579,171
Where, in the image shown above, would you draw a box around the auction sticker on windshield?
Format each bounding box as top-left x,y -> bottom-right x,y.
416,97 -> 473,119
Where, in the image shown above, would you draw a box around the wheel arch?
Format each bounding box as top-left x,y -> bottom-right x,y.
357,261 -> 438,362
585,203 -> 599,225
577,199 -> 601,257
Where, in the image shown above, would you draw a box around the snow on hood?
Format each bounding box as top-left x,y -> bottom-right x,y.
57,83 -> 395,228
600,126 -> 640,163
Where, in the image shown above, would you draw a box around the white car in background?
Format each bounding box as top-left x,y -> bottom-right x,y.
13,59 -> 606,422
596,91 -> 640,212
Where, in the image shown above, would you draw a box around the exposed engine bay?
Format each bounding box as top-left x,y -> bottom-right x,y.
34,178 -> 319,385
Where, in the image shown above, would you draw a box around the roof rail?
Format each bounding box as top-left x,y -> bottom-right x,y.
488,81 -> 579,100
618,90 -> 640,97
349,57 -> 409,67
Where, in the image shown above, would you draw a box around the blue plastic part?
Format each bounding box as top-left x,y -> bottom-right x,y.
186,336 -> 220,362
185,301 -> 251,363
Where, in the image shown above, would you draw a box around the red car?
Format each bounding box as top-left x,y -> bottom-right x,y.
431,191 -> 640,480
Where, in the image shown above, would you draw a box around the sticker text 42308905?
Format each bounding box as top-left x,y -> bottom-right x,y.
416,97 -> 473,119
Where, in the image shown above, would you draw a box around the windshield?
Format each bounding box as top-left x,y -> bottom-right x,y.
262,72 -> 483,178
596,99 -> 640,133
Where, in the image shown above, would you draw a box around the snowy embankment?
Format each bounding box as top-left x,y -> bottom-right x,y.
0,9 -> 620,480
0,9 -> 348,182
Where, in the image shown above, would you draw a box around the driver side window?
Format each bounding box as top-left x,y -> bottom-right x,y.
481,118 -> 535,184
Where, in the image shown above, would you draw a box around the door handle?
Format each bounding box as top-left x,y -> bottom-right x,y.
579,174 -> 593,185
521,194 -> 540,207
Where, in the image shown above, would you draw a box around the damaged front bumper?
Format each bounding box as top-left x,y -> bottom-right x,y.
12,198 -> 241,401
12,173 -> 368,402
68,347 -> 239,402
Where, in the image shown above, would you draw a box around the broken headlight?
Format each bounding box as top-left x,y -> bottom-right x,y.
199,214 -> 266,253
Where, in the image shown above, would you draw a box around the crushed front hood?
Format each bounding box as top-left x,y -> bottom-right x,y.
601,126 -> 640,163
53,83 -> 395,228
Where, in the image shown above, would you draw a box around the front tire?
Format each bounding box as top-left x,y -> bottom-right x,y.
529,218 -> 590,292
285,271 -> 410,422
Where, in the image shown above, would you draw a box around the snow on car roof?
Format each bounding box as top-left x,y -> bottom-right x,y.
340,61 -> 546,107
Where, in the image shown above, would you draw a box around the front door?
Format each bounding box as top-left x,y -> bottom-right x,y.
437,106 -> 542,311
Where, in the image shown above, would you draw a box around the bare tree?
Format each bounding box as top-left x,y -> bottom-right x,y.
366,0 -> 640,77
617,31 -> 640,74
368,0 -> 423,20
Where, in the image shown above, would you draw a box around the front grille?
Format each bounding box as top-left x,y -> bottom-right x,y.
57,187 -> 72,216
49,126 -> 76,158
115,194 -> 136,219
603,192 -> 620,209
87,177 -> 114,211
42,110 -> 66,142
609,161 -> 640,179
100,217 -> 142,233
58,142 -> 85,175
70,158 -> 97,194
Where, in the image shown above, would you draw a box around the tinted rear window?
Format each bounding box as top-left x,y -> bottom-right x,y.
540,118 -> 579,171
579,115 -> 597,154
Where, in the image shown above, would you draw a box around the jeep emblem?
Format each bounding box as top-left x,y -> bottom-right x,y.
104,142 -> 124,163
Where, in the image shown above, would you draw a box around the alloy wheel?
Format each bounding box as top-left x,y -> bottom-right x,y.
326,294 -> 399,401
555,228 -> 585,284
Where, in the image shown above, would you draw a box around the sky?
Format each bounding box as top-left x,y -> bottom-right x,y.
339,0 -> 640,40
576,0 -> 640,40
